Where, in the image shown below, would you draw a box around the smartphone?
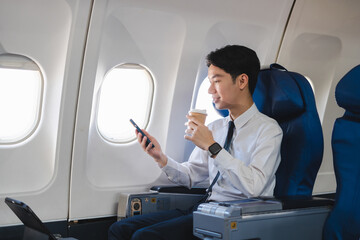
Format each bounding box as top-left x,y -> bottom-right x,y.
130,119 -> 155,148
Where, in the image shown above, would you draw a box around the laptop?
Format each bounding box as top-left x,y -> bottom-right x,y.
5,197 -> 76,240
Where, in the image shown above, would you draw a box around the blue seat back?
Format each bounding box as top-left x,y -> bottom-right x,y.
253,64 -> 324,198
323,65 -> 360,240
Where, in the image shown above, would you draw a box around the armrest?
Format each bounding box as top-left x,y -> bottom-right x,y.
193,196 -> 334,240
275,196 -> 334,210
118,187 -> 206,220
150,186 -> 206,195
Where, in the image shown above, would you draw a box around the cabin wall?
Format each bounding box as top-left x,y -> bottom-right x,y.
70,0 -> 294,220
0,0 -> 92,226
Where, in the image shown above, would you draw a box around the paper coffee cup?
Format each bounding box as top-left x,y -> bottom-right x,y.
189,109 -> 207,124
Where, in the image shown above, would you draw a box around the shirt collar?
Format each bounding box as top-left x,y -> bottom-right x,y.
225,103 -> 259,130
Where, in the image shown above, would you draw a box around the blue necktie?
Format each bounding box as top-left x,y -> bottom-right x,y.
205,120 -> 235,200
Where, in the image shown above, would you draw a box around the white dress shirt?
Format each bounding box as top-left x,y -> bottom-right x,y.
162,103 -> 283,201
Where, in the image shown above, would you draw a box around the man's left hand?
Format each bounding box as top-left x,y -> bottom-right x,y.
184,115 -> 215,150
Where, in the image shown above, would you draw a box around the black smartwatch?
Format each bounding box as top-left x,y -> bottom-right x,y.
208,142 -> 222,157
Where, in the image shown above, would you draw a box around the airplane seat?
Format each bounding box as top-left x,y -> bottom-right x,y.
193,64 -> 332,240
210,63 -> 324,198
253,63 -> 324,198
323,64 -> 360,240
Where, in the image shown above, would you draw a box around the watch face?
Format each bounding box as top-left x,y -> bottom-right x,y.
209,143 -> 222,155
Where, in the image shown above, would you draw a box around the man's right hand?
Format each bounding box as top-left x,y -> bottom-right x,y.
136,129 -> 168,167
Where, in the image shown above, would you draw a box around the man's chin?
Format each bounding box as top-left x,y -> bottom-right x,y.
214,103 -> 224,110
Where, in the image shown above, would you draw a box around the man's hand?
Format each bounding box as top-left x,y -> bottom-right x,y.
136,129 -> 168,167
184,114 -> 215,150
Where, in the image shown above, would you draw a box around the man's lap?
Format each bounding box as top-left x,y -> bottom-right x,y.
108,209 -> 199,240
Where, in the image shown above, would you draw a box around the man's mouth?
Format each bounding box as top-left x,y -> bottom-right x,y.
213,97 -> 220,103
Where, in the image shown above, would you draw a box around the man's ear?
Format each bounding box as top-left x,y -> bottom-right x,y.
236,73 -> 249,90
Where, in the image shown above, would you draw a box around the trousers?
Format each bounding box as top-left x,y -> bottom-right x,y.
108,208 -> 200,240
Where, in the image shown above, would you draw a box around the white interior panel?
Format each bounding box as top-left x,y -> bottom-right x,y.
277,0 -> 360,194
70,0 -> 294,220
0,0 -> 92,226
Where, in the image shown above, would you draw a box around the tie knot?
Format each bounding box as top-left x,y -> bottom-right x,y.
228,120 -> 235,129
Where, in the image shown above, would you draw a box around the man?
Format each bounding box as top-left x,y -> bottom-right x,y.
108,45 -> 283,240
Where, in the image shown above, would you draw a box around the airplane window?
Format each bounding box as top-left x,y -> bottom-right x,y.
97,64 -> 154,143
195,77 -> 223,125
0,54 -> 43,144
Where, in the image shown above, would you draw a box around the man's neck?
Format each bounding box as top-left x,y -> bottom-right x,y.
229,99 -> 254,120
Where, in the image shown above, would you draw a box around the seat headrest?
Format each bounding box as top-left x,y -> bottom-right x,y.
335,65 -> 360,113
254,64 -> 305,122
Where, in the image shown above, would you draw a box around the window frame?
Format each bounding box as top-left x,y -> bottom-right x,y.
0,54 -> 44,144
96,63 -> 155,144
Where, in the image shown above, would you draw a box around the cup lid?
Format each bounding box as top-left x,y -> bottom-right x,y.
189,109 -> 207,115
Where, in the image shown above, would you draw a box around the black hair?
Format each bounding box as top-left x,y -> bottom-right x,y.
206,45 -> 260,95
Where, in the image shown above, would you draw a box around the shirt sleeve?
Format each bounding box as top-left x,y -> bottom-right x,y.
162,146 -> 209,188
213,123 -> 283,197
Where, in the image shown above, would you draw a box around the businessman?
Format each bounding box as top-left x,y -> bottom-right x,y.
109,45 -> 283,240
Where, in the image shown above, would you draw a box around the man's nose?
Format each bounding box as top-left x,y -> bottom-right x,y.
208,82 -> 215,94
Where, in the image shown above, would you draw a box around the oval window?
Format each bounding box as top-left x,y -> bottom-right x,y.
97,64 -> 154,143
0,54 -> 43,143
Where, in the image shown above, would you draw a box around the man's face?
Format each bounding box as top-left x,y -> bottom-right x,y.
207,64 -> 239,110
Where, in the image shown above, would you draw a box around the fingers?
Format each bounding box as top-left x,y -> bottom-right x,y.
185,119 -> 197,130
141,129 -> 155,149
142,129 -> 151,137
185,119 -> 197,138
136,131 -> 153,151
186,114 -> 201,126
145,139 -> 154,152
136,130 -> 143,144
184,134 -> 191,141
185,128 -> 193,135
